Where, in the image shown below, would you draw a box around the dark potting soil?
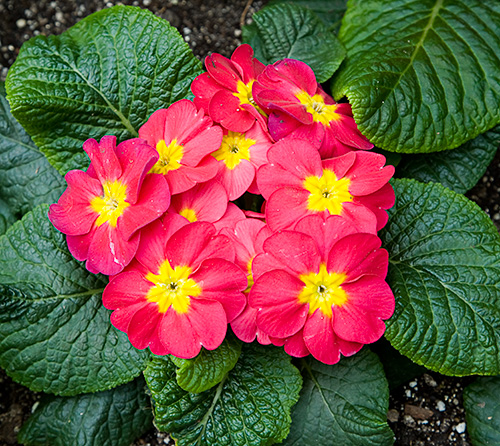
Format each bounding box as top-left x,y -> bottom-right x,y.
1,1 -> 499,445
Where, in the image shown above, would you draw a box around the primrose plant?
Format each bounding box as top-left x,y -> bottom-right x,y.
1,2 -> 500,446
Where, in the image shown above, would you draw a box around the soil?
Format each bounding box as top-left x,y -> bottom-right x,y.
1,1 -> 499,446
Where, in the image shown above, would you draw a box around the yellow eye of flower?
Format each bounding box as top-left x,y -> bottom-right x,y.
145,260 -> 201,314
212,131 -> 255,169
298,264 -> 348,317
90,180 -> 130,227
303,169 -> 353,215
150,139 -> 184,174
233,80 -> 267,117
295,91 -> 341,126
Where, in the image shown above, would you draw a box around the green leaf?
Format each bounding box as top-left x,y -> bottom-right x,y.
268,0 -> 347,33
332,0 -> 500,153
6,5 -> 203,175
464,377 -> 500,445
0,197 -> 16,235
283,349 -> 393,446
0,82 -> 65,215
381,179 -> 500,376
18,377 -> 152,446
144,344 -> 302,446
0,204 -> 149,395
170,333 -> 242,394
242,3 -> 346,83
397,125 -> 500,193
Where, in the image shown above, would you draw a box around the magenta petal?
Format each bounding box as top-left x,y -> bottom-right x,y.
191,72 -> 225,111
267,111 -> 303,141
167,156 -> 219,195
166,222 -> 234,268
181,125 -> 223,166
48,170 -> 101,236
283,329 -> 310,358
127,303 -> 163,350
102,271 -> 152,309
135,214 -> 188,274
109,301 -> 148,333
322,152 -> 356,179
186,298 -> 227,350
158,308 -> 200,359
262,230 -> 321,276
209,90 -> 255,132
327,115 -> 373,149
304,311 -> 342,364
267,138 -> 323,179
250,270 -> 308,338
84,136 -> 122,183
231,304 -> 259,343
86,224 -> 140,275
231,44 -> 265,82
333,276 -> 395,344
266,187 -> 312,232
118,174 -> 170,240
139,109 -> 168,147
66,228 -> 95,262
205,52 -> 241,90
256,164 -> 304,201
191,258 -> 246,321
338,203 -> 378,235
327,233 -> 382,281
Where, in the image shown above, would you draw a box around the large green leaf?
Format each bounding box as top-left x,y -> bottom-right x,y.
6,5 -> 203,175
398,125 -> 500,193
283,349 -> 393,446
170,333 -> 242,394
0,204 -> 149,395
0,197 -> 16,235
268,0 -> 348,33
242,3 -> 345,83
381,179 -> 500,376
0,82 -> 64,215
464,377 -> 500,445
332,0 -> 500,153
144,344 -> 302,446
18,377 -> 152,446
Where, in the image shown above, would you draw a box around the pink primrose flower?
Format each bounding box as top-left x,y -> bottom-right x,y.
191,44 -> 268,132
102,214 -> 247,358
249,214 -> 395,364
138,99 -> 222,194
49,136 -> 170,276
219,218 -> 272,344
257,138 -> 394,232
211,122 -> 274,200
253,58 -> 373,157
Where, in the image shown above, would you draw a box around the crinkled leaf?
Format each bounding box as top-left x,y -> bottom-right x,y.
464,377 -> 500,445
0,204 -> 149,395
332,0 -> 500,153
0,197 -> 16,235
381,179 -> 500,376
242,3 -> 345,82
170,333 -> 242,394
268,0 -> 347,33
6,5 -> 203,175
144,344 -> 302,446
0,82 -> 64,215
283,349 -> 393,446
398,125 -> 500,193
18,377 -> 152,446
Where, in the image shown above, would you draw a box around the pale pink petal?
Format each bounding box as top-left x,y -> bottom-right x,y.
217,159 -> 255,200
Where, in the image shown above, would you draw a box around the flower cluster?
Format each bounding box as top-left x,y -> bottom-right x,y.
49,44 -> 395,364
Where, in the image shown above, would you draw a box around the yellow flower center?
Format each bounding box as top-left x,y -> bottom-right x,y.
150,139 -> 184,174
145,259 -> 201,314
179,208 -> 197,223
303,169 -> 352,215
245,257 -> 254,293
295,91 -> 341,126
90,180 -> 130,227
212,131 -> 254,170
233,80 -> 267,116
298,264 -> 348,317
